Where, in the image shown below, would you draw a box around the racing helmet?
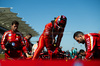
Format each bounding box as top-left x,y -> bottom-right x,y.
55,15 -> 67,29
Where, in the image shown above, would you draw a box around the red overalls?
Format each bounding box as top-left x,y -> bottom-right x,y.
33,22 -> 64,60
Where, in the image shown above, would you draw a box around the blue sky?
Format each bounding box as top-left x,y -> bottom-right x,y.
0,0 -> 100,51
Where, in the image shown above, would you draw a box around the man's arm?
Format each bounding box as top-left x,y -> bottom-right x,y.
53,30 -> 64,54
1,32 -> 8,50
56,29 -> 64,47
85,34 -> 96,60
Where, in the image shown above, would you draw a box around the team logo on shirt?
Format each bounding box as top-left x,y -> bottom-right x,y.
86,38 -> 90,50
16,35 -> 19,40
12,42 -> 15,46
9,34 -> 12,36
16,38 -> 18,40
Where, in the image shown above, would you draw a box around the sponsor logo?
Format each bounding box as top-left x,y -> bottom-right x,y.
9,34 -> 12,36
8,37 -> 11,39
12,42 -> 15,46
16,38 -> 18,40
86,38 -> 90,50
16,35 -> 18,37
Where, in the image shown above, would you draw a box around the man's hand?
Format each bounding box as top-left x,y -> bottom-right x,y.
4,48 -> 7,51
25,53 -> 32,58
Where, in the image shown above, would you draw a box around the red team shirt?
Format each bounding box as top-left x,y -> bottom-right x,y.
84,33 -> 100,59
1,30 -> 27,59
24,37 -> 32,52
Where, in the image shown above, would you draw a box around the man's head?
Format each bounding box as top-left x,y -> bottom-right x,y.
11,20 -> 19,32
54,15 -> 67,30
72,47 -> 74,50
73,31 -> 85,44
25,33 -> 32,40
71,47 -> 74,51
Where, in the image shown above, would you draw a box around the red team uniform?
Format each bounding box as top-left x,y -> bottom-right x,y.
33,15 -> 67,60
23,37 -> 32,59
84,33 -> 100,60
24,37 -> 32,52
1,30 -> 27,59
